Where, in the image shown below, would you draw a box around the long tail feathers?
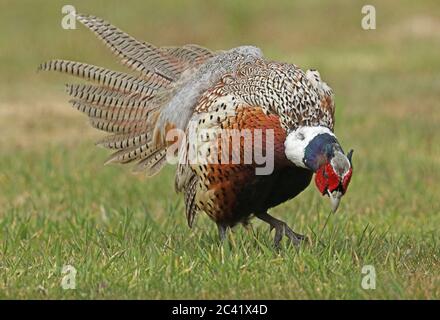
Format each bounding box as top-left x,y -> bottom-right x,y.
39,13 -> 215,176
75,14 -> 178,81
39,60 -> 168,98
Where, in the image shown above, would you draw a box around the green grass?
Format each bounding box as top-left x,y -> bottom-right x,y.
0,0 -> 439,299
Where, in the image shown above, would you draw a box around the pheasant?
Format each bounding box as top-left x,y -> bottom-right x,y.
40,14 -> 353,248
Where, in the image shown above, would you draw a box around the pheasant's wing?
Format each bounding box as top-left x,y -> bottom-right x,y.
39,13 -> 215,176
214,63 -> 336,132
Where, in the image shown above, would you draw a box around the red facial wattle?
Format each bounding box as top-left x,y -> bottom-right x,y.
314,165 -> 327,195
341,167 -> 353,194
315,163 -> 352,195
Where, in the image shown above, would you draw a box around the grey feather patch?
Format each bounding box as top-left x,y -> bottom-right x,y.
157,46 -> 263,133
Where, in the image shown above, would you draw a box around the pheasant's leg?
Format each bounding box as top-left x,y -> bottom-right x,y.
217,224 -> 227,242
256,212 -> 306,248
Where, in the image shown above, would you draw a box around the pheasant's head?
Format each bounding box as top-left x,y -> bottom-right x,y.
314,148 -> 353,212
284,126 -> 353,212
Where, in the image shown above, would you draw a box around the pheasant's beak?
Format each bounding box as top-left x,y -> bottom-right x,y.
328,190 -> 342,213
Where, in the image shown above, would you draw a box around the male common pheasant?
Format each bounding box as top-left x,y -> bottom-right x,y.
40,14 -> 353,247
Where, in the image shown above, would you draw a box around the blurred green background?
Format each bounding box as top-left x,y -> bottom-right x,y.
0,0 -> 439,299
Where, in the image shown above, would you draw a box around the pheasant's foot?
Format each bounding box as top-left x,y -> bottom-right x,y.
257,212 -> 306,249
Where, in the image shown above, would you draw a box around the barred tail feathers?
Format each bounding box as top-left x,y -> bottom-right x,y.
39,13 -> 216,176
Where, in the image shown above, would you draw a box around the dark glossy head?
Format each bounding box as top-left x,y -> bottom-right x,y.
284,127 -> 353,212
303,133 -> 353,212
